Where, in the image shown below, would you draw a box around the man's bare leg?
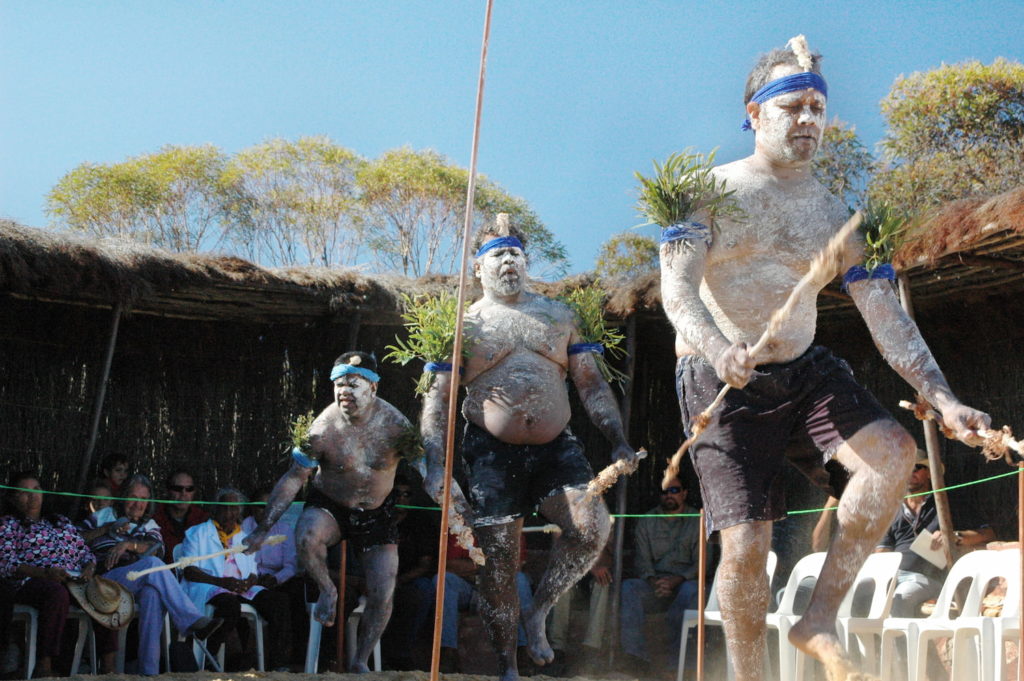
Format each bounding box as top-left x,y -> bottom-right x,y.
718,520 -> 773,681
475,520 -> 524,681
349,543 -> 397,672
789,419 -> 915,681
525,487 -> 611,666
296,508 -> 343,626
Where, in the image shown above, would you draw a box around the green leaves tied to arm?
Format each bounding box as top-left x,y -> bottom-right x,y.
383,291 -> 472,395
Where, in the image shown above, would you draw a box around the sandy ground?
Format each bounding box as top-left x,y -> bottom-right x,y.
32,673 -> 636,681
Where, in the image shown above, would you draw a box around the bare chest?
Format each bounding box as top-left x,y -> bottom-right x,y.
467,304 -> 570,368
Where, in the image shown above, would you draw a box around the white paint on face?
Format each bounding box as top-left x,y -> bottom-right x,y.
475,246 -> 526,298
333,374 -> 377,419
751,65 -> 826,167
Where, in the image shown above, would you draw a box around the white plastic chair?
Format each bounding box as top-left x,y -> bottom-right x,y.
676,550 -> 777,681
305,595 -> 382,673
832,551 -> 903,675
765,552 -> 827,681
948,549 -> 1020,681
68,606 -> 98,675
879,549 -> 994,681
12,604 -> 37,679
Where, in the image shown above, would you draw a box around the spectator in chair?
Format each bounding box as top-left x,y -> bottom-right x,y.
182,487 -> 292,671
619,475 -> 700,675
154,469 -> 208,563
82,474 -> 222,675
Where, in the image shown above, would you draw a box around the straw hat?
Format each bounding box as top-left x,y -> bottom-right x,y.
67,577 -> 135,630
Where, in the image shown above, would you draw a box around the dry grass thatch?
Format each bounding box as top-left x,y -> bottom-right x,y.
894,186 -> 1024,269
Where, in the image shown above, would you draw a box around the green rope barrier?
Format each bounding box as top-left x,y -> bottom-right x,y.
3,467 -> 1020,517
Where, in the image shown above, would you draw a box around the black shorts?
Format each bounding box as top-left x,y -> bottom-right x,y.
461,421 -> 595,527
304,487 -> 399,550
676,345 -> 892,534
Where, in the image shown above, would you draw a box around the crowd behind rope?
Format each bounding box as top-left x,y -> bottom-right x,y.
0,454 -> 1014,679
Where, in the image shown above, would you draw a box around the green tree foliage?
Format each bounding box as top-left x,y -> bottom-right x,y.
870,58 -> 1024,216
357,147 -> 567,278
47,145 -> 228,252
221,136 -> 366,267
812,120 -> 875,210
594,232 -> 659,283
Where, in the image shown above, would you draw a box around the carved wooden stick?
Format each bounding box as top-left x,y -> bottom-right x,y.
586,448 -> 648,498
899,398 -> 1023,464
126,534 -> 286,581
664,211 -> 863,487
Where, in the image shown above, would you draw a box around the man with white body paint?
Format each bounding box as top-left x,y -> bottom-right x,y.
660,39 -> 990,681
244,351 -> 417,673
422,219 -> 637,681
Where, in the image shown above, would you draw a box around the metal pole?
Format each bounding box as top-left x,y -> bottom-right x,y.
336,539 -> 348,672
609,315 -> 637,666
896,275 -> 955,566
72,302 -> 123,518
429,3 -> 494,680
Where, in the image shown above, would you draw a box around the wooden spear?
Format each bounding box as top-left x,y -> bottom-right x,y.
429,3 -> 494,679
126,534 -> 286,580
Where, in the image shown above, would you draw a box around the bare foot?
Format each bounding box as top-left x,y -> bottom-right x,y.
524,609 -> 555,665
350,661 -> 370,673
789,618 -> 879,681
313,586 -> 337,627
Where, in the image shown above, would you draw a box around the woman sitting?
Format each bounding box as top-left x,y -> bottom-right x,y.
81,474 -> 221,675
0,471 -> 96,677
182,487 -> 292,671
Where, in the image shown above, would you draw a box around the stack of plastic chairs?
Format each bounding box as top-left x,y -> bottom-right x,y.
948,548 -> 1020,681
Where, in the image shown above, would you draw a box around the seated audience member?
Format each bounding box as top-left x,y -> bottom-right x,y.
242,483 -> 305,664
0,471 -> 97,677
98,454 -> 130,498
381,471 -> 438,670
82,474 -> 221,674
619,475 -> 700,675
182,488 -> 292,671
154,469 -> 208,562
82,479 -> 116,527
876,453 -> 995,617
420,531 -> 534,673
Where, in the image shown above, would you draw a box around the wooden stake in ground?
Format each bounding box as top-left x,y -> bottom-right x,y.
429,3 -> 494,680
336,539 -> 348,672
663,211 -> 863,486
696,509 -> 707,681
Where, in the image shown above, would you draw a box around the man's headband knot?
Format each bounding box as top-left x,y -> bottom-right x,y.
741,72 -> 828,131
476,236 -> 524,258
330,364 -> 381,383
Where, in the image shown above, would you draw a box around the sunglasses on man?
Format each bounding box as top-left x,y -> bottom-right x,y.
660,486 -> 683,495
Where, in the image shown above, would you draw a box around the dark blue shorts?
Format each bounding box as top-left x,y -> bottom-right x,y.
304,486 -> 399,550
461,421 -> 595,527
676,345 -> 892,534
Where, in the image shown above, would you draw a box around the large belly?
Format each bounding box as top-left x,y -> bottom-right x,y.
313,467 -> 395,511
465,353 -> 571,445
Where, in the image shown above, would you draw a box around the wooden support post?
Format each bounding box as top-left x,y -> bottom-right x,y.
1018,463 -> 1022,681
896,275 -> 956,566
696,509 -> 707,681
609,316 -> 637,666
72,302 -> 123,518
336,539 -> 348,672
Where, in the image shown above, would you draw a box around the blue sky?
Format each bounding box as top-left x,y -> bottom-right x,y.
2,1 -> 1022,274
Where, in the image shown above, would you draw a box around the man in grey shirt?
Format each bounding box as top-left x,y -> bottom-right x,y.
619,475 -> 701,672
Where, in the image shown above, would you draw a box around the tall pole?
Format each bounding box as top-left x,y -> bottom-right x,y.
72,302 -> 123,518
896,275 -> 956,566
696,510 -> 707,681
335,539 -> 348,672
609,315 -> 637,666
1018,463 -> 1022,681
429,3 -> 494,680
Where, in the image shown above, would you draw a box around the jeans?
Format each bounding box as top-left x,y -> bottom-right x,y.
620,577 -> 698,663
428,572 -> 534,648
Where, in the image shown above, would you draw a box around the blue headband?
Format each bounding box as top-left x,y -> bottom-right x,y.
741,72 -> 828,131
476,236 -> 524,258
330,364 -> 381,383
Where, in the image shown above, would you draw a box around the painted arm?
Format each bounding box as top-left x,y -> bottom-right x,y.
244,461 -> 313,553
566,329 -> 634,467
420,370 -> 472,519
659,239 -> 754,387
848,278 -> 990,443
